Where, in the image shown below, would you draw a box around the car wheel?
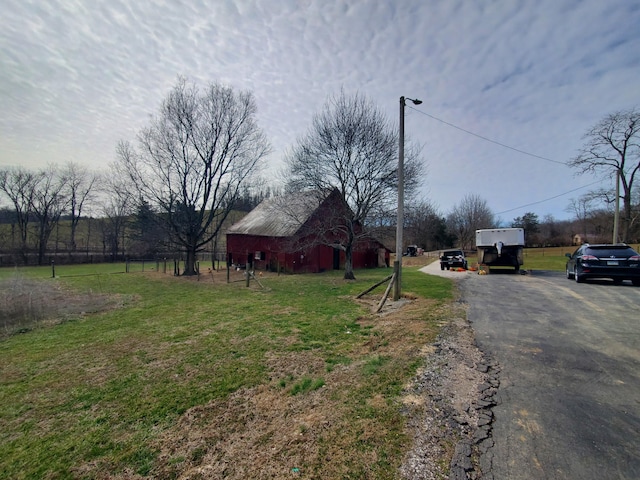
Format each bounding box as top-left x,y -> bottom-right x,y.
632,279 -> 640,286
574,266 -> 584,283
440,263 -> 444,270
566,265 -> 574,279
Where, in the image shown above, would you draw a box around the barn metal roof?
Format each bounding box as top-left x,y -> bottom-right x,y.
226,191 -> 328,237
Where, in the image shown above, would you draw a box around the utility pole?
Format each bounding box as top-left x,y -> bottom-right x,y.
394,96 -> 422,301
613,170 -> 620,243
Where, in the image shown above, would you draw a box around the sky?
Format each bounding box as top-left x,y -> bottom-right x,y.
1,0 -> 639,222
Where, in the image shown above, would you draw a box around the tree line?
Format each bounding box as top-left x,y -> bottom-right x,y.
403,196 -> 637,253
0,161 -> 273,266
1,77 -> 638,273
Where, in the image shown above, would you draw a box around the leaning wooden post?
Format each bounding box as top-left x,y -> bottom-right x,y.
356,274 -> 393,299
375,272 -> 396,313
250,271 -> 265,289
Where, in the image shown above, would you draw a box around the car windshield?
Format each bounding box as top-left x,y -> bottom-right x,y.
444,251 -> 463,256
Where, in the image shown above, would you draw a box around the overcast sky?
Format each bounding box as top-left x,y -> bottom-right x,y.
1,0 -> 639,221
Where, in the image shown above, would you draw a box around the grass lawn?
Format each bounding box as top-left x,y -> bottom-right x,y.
464,245 -> 580,273
0,261 -> 454,479
522,245 -> 576,271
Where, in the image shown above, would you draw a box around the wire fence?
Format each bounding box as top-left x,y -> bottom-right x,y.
45,257 -> 232,280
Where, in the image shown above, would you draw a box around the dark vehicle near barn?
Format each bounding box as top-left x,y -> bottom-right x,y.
440,249 -> 468,270
565,243 -> 640,285
406,245 -> 418,257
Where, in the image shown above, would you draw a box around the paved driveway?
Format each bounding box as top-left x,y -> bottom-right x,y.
421,262 -> 640,479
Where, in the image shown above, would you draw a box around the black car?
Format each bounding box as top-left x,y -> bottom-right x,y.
440,249 -> 468,270
565,243 -> 640,285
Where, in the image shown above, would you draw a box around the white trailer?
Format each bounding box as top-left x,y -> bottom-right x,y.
475,228 -> 525,272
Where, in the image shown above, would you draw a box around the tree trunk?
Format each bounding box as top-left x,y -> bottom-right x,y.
343,243 -> 355,280
37,238 -> 47,266
183,246 -> 198,276
111,234 -> 119,261
622,196 -> 632,243
19,221 -> 28,265
70,225 -> 77,252
36,219 -> 54,266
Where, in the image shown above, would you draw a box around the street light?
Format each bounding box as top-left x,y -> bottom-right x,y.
394,96 -> 422,301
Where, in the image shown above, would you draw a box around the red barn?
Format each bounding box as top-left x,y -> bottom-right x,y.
226,189 -> 389,273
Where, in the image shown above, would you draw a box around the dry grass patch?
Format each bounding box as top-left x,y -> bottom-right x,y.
140,297 -> 444,479
0,273 -> 131,337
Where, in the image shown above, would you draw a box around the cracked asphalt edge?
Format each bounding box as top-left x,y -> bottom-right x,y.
400,268 -> 500,480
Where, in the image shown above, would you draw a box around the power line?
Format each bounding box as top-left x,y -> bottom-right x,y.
405,105 -> 607,215
495,179 -> 605,215
407,106 -> 568,166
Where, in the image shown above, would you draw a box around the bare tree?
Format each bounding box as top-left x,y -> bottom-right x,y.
128,198 -> 167,258
63,162 -> 98,252
405,199 -> 451,251
30,165 -> 70,265
447,194 -> 495,250
569,108 -> 640,242
117,77 -> 270,275
285,90 -> 422,279
0,167 -> 38,262
566,193 -> 602,242
98,170 -> 134,260
539,214 -> 561,246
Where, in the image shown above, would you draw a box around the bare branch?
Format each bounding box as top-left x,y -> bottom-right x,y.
284,90 -> 424,279
569,108 -> 640,241
116,77 -> 270,274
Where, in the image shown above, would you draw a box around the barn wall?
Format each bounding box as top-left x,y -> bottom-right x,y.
226,234 -> 283,270
227,234 -> 389,274
287,245 -> 335,273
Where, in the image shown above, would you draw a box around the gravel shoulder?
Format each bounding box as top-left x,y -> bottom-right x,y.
400,262 -> 497,480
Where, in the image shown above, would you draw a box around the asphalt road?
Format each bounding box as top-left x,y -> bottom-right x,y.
422,262 -> 640,479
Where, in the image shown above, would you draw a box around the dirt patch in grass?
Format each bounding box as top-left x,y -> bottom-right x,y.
144,303 -> 423,479
0,274 -> 131,337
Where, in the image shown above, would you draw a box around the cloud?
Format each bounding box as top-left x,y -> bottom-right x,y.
1,0 -> 638,220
